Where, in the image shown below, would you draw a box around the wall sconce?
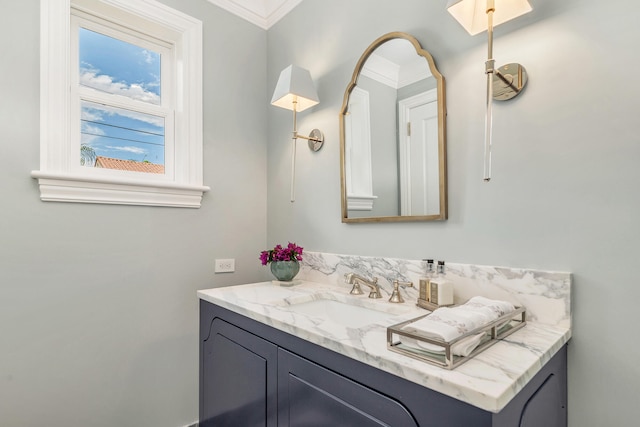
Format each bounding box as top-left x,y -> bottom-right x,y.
271,64 -> 324,202
447,0 -> 532,181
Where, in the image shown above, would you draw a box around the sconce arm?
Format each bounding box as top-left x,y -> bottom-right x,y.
293,129 -> 324,152
494,69 -> 524,94
293,132 -> 323,143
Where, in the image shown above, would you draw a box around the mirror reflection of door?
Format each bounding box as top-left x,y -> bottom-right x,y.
399,89 -> 440,216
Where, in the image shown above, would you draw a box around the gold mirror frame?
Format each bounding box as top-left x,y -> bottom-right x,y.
340,32 -> 447,223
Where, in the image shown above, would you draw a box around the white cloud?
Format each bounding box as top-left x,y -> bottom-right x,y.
81,123 -> 105,145
106,145 -> 147,154
82,123 -> 105,136
146,74 -> 160,89
141,49 -> 155,64
81,134 -> 100,145
81,107 -> 103,122
80,68 -> 160,105
82,100 -> 164,129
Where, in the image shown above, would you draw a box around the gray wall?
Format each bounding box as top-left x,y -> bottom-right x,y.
3,0 -> 639,425
267,0 -> 640,426
0,0 -> 268,426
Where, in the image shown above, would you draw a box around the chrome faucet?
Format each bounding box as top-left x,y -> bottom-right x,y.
344,273 -> 382,299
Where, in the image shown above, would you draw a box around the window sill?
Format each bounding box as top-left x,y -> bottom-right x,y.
31,171 -> 210,208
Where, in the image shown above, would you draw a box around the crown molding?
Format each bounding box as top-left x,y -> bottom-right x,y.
361,53 -> 434,89
361,53 -> 400,89
207,0 -> 303,29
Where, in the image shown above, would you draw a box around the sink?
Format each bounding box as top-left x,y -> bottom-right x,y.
281,296 -> 406,328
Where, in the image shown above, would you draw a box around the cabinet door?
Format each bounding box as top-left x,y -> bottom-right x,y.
519,373 -> 566,427
278,349 -> 419,427
201,318 -> 277,427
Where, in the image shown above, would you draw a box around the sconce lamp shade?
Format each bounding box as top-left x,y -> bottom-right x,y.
271,64 -> 320,112
446,0 -> 532,35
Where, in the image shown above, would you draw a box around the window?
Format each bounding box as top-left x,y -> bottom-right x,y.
34,0 -> 209,207
75,25 -> 168,174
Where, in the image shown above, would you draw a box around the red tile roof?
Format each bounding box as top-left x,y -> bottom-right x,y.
95,156 -> 164,174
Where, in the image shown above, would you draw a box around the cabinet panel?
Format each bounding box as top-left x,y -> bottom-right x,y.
520,374 -> 565,427
278,349 -> 418,427
201,318 -> 277,427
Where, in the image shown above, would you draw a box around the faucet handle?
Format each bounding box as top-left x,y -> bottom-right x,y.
345,272 -> 364,295
389,280 -> 413,303
349,282 -> 364,295
368,277 -> 382,299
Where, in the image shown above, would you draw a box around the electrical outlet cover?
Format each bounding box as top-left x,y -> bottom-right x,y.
215,258 -> 235,273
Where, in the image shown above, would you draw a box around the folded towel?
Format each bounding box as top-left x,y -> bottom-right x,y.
401,296 -> 516,357
402,332 -> 486,357
463,296 -> 515,318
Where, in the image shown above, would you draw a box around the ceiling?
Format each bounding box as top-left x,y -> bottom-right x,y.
207,0 -> 303,29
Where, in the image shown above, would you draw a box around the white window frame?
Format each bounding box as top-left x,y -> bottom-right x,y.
33,0 -> 209,208
71,12 -> 176,182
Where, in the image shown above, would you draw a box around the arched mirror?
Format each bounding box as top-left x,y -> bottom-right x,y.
340,32 -> 447,222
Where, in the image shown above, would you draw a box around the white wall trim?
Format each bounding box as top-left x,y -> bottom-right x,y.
361,53 -> 433,90
265,0 -> 303,28
31,171 -> 208,208
344,86 -> 376,211
360,53 -> 400,89
206,0 -> 303,29
347,194 -> 378,211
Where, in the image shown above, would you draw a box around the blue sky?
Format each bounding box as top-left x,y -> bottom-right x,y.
79,28 -> 165,167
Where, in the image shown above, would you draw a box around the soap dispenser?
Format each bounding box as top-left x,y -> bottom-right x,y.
429,261 -> 454,306
417,259 -> 434,309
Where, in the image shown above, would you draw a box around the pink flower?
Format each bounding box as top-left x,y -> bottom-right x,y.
259,242 -> 304,265
259,251 -> 270,266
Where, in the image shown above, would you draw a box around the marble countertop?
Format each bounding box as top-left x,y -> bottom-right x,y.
198,279 -> 571,413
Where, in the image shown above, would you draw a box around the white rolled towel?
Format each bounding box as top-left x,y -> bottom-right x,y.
401,296 -> 516,357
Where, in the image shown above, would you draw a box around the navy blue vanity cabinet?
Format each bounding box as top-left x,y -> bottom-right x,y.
200,300 -> 567,427
278,348 -> 418,426
200,316 -> 277,426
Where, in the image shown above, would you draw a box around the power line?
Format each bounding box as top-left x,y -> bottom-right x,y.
82,119 -> 164,137
81,131 -> 165,147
